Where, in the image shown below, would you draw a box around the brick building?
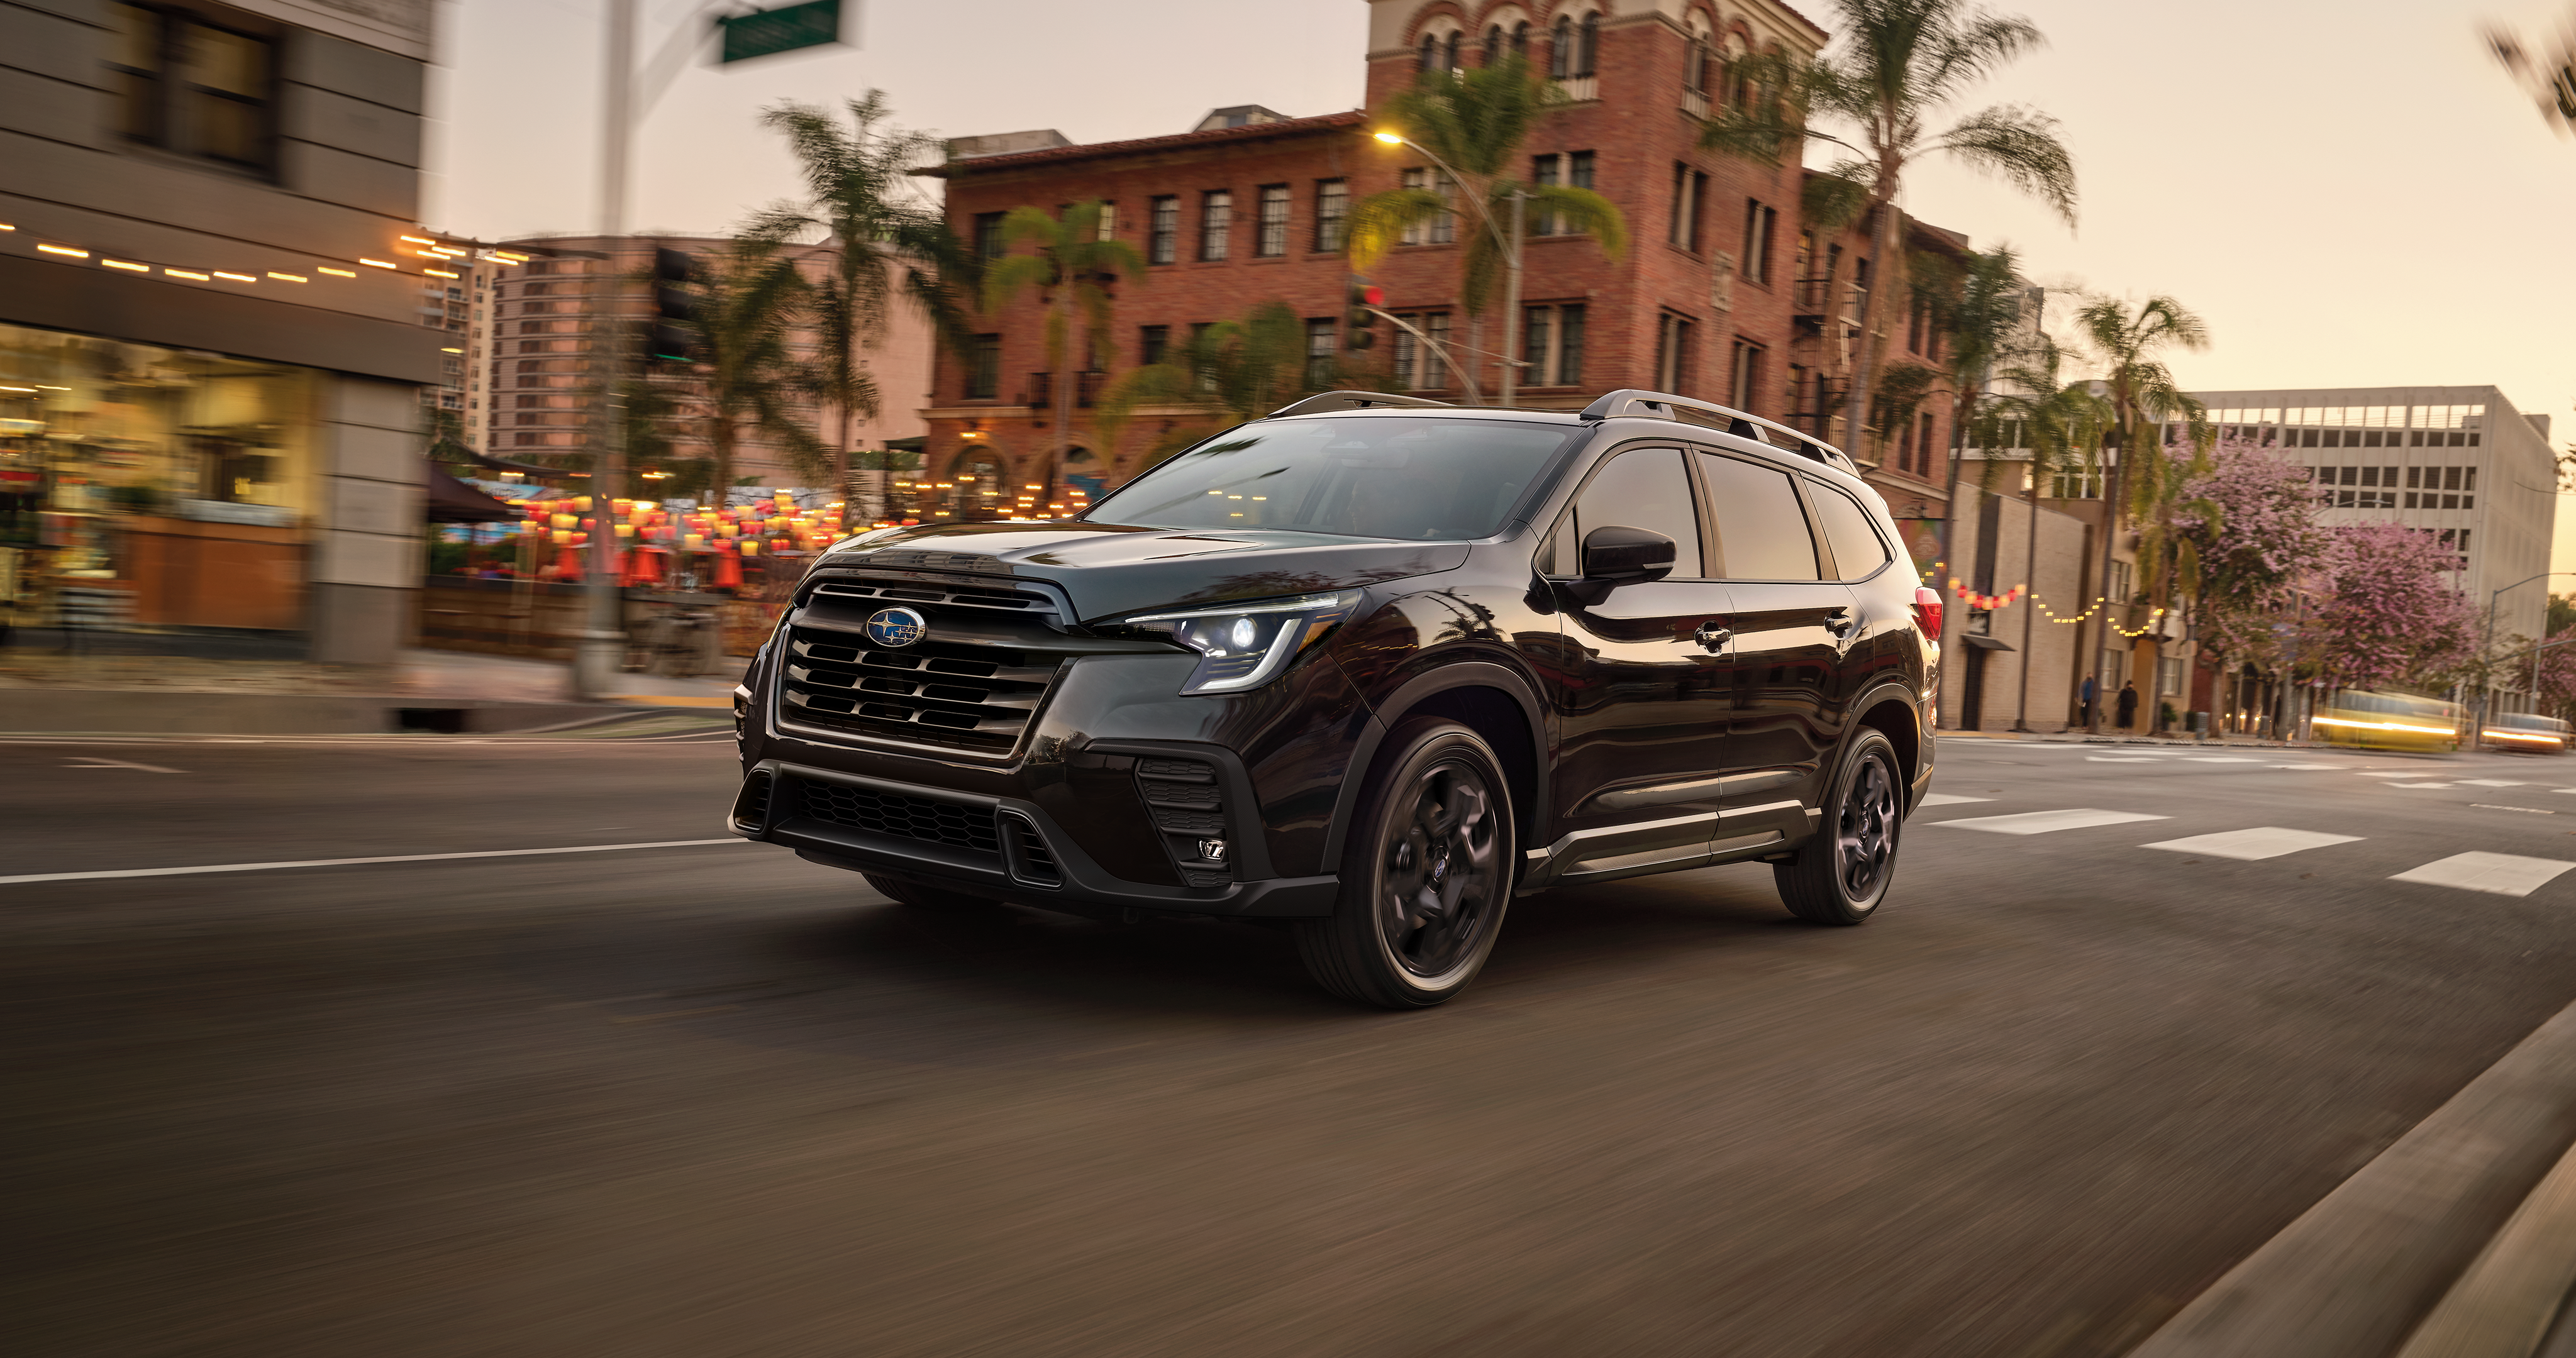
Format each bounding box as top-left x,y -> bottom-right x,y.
919,0 -> 1974,549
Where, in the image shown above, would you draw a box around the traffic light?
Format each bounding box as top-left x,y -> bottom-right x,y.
648,247 -> 701,365
1346,282 -> 1383,351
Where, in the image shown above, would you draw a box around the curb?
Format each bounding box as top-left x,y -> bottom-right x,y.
2393,1132 -> 2576,1357
2129,1000 -> 2576,1358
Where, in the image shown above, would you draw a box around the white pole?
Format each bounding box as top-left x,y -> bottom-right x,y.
574,0 -> 636,702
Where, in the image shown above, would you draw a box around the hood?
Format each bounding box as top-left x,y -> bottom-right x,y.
818,520 -> 1470,622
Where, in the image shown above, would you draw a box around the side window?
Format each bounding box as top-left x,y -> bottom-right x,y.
1809,482 -> 1892,580
1696,452 -> 1820,580
1567,447 -> 1702,578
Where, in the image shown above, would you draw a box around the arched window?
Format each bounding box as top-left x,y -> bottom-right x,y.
1686,37 -> 1709,94
1419,33 -> 1437,74
1443,29 -> 1460,72
1512,21 -> 1530,57
1549,15 -> 1573,77
1482,25 -> 1501,66
1577,12 -> 1599,77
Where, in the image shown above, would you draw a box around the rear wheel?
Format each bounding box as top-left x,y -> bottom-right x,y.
1296,720 -> 1514,1009
1774,728 -> 1902,926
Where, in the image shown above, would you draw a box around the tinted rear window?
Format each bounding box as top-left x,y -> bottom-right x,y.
1085,416 -> 1582,539
1809,482 -> 1893,579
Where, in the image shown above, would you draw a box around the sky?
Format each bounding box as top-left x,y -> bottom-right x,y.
423,0 -> 2576,565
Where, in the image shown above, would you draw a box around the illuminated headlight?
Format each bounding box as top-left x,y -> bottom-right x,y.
1117,590 -> 1363,695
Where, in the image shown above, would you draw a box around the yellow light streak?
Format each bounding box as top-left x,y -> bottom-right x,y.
2482,729 -> 2565,744
401,235 -> 437,245
425,267 -> 458,278
37,243 -> 87,257
102,259 -> 148,272
213,271 -> 255,282
318,267 -> 357,277
164,268 -> 210,280
268,272 -> 306,282
2311,716 -> 2458,736
359,258 -> 396,269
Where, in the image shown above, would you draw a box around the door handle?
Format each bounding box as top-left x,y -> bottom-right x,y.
1823,609 -> 1857,636
1694,622 -> 1732,651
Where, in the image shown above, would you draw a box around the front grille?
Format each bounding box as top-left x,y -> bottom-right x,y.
1136,756 -> 1234,888
790,777 -> 1001,858
775,575 -> 1068,757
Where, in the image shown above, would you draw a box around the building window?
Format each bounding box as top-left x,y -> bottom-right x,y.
1255,184 -> 1290,258
1576,12 -> 1599,77
1399,168 -> 1456,245
974,211 -> 1007,260
1305,318 -> 1338,385
1917,412 -> 1936,476
1740,200 -> 1776,282
1569,149 -> 1594,190
1657,314 -> 1698,394
1094,201 -> 1116,242
1523,303 -> 1585,386
1392,312 -> 1452,390
965,334 -> 1001,400
1531,153 -> 1559,235
1314,179 -> 1348,252
108,3 -> 278,174
1668,164 -> 1707,250
1148,196 -> 1179,264
1550,14 -> 1574,77
1199,190 -> 1232,262
1140,324 -> 1170,368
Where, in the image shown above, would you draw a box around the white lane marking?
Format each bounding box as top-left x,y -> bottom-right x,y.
2087,756 -> 2165,763
2184,756 -> 2262,763
2387,782 -> 2457,789
0,838 -> 755,887
2360,771 -> 2430,777
2458,780 -> 2532,788
1930,809 -> 2170,836
2473,805 -> 2556,815
1918,793 -> 1993,807
2391,852 -> 2576,898
63,756 -> 185,773
2143,827 -> 2363,861
2273,763 -> 2348,770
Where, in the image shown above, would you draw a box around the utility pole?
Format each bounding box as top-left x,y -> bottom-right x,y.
572,0 -> 638,702
1499,189 -> 1524,407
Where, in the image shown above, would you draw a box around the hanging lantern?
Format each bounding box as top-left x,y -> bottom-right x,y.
684,532 -> 704,549
572,495 -> 592,512
740,539 -> 762,557
550,528 -> 571,545
614,522 -> 635,538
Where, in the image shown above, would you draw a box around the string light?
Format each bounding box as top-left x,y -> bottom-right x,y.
1947,578 -> 2026,611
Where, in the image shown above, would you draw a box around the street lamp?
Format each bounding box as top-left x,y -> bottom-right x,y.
2479,570 -> 2576,748
1371,131 -> 1526,407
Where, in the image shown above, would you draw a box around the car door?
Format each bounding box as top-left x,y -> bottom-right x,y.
1696,448 -> 1857,847
1540,444 -> 1734,878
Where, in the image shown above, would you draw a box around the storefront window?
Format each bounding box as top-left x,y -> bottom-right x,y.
1,321 -> 319,624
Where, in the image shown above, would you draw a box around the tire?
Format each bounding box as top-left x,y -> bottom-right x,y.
1296,719 -> 1515,1009
1774,728 -> 1903,926
863,873 -> 988,912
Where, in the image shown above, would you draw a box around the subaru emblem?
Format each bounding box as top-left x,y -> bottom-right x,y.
864,607 -> 926,648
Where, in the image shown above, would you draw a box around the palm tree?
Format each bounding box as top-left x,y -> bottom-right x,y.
1932,246 -> 2027,561
1701,0 -> 2074,458
979,200 -> 1145,511
2071,294 -> 2209,732
758,94 -> 979,528
687,231 -> 826,508
1977,334 -> 2110,728
1344,53 -> 1625,402
1092,302 -> 1355,478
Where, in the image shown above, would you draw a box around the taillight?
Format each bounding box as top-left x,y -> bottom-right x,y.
1912,587 -> 1943,639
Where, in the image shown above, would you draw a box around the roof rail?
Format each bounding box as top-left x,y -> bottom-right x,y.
1269,390 -> 1455,417
1577,389 -> 1859,475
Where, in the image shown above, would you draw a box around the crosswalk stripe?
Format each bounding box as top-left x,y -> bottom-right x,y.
2087,756 -> 2163,763
2390,852 -> 2576,898
2387,782 -> 2456,789
1930,809 -> 2170,836
2458,780 -> 2531,788
2143,827 -> 2363,861
2273,763 -> 2346,770
1918,793 -> 1992,807
2184,756 -> 2262,763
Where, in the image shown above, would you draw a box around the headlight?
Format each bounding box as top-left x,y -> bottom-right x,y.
1117,590 -> 1363,694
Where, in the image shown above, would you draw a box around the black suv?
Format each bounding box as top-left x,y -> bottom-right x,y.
730,389 -> 1940,1008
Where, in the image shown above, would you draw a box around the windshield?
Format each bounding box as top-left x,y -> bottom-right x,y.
1084,415 -> 1582,539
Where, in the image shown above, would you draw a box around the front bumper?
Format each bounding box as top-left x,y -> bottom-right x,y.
733,756 -> 1341,917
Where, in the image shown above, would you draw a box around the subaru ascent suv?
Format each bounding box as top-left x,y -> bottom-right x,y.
729,389 -> 1941,1008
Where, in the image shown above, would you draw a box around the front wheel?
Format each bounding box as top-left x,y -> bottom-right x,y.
1774,728 -> 1903,926
1296,720 -> 1515,1009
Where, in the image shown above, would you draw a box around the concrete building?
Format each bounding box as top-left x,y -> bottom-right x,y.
2190,385 -> 2558,706
482,234 -> 931,505
919,0 -> 1976,542
1,0 -> 442,663
1935,486 -> 2090,732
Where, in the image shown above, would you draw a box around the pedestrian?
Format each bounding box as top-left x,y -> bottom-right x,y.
2079,673 -> 2096,726
2116,679 -> 2139,730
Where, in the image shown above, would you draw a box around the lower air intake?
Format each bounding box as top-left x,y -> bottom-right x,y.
1135,756 -> 1233,888
731,771 -> 773,832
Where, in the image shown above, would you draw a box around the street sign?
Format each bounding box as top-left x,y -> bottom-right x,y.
717,0 -> 841,65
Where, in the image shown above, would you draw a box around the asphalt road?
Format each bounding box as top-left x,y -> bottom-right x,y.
10,728 -> 2576,1357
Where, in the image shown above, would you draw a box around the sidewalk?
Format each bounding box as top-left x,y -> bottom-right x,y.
0,645 -> 741,734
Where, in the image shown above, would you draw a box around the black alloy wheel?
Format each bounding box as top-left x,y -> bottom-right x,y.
1297,720 -> 1514,1008
1775,727 -> 1904,926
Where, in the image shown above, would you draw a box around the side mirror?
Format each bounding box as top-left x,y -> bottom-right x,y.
1581,526 -> 1677,583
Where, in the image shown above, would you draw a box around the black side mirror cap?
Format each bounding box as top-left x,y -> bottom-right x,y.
1581,525 -> 1677,582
